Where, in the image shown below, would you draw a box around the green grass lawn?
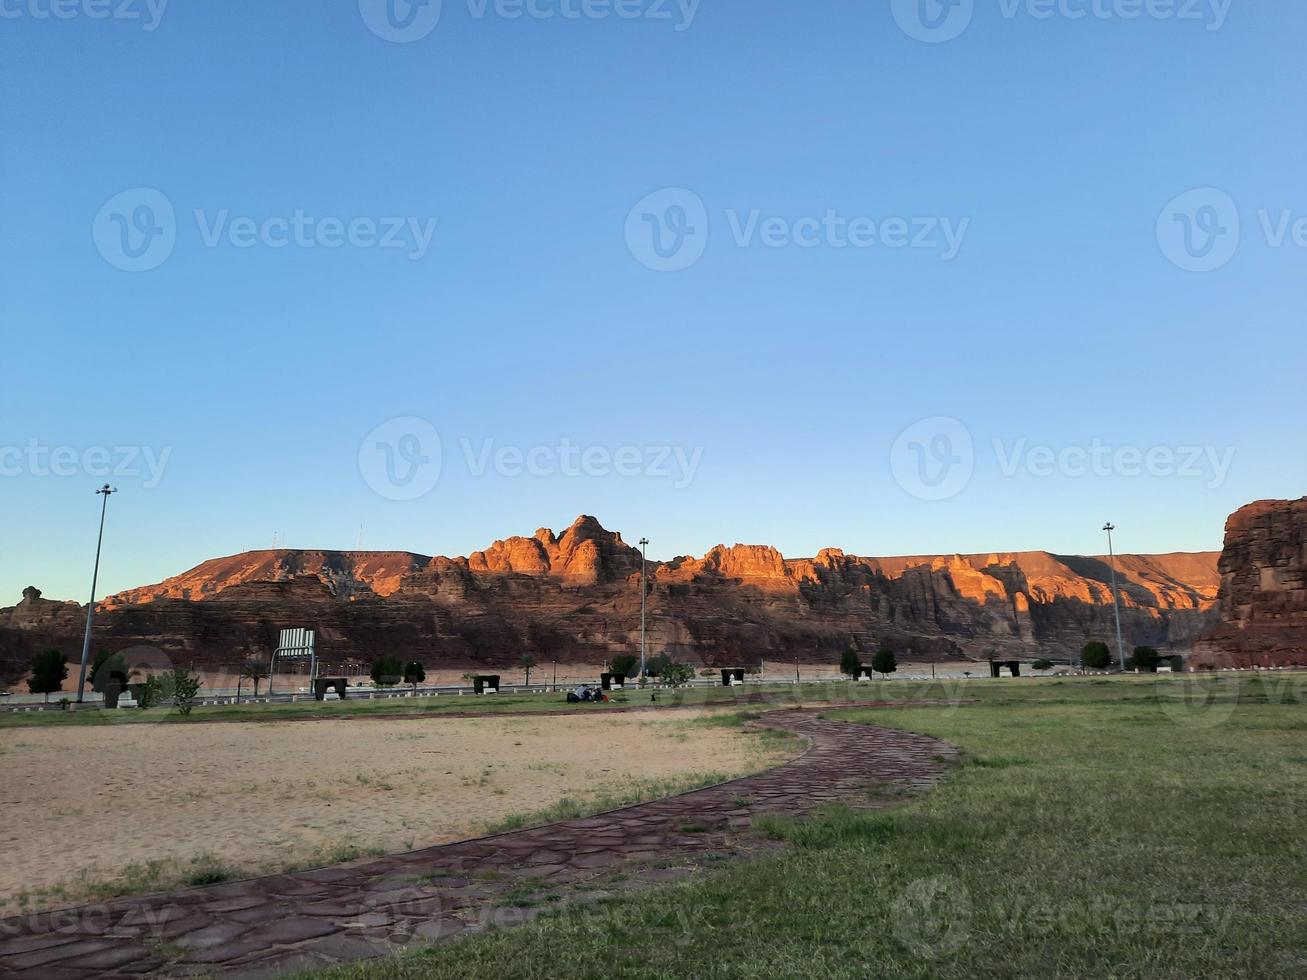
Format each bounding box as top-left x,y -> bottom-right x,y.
309,673 -> 1307,979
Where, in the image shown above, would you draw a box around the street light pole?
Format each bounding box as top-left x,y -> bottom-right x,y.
1103,522 -> 1127,672
638,537 -> 649,684
76,485 -> 116,702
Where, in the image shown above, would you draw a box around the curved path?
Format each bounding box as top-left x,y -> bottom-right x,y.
0,708 -> 956,978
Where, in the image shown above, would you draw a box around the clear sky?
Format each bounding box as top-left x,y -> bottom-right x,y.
2,0 -> 1304,603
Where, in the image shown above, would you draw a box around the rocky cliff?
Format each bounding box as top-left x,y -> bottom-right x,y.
1,515 -> 1220,682
1193,498 -> 1307,667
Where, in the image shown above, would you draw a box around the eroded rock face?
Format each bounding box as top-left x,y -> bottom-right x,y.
0,516 -> 1221,679
1194,498 -> 1307,667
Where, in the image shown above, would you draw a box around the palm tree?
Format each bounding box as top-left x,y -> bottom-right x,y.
520,654 -> 538,686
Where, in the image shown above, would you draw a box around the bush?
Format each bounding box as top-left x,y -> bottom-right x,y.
1032,658 -> 1055,672
840,646 -> 862,678
370,655 -> 404,688
1132,646 -> 1162,672
170,669 -> 201,715
660,661 -> 695,687
645,652 -> 673,678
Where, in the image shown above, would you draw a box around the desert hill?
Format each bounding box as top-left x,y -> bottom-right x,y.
1,516 -> 1220,682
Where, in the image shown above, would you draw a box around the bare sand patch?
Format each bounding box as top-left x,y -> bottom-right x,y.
0,707 -> 793,912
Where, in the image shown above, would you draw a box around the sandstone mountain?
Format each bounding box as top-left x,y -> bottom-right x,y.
1,516 -> 1219,683
1193,498 -> 1307,667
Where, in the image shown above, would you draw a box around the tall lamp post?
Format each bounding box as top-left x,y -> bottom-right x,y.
76,485 -> 117,702
638,537 -> 649,683
1103,522 -> 1127,672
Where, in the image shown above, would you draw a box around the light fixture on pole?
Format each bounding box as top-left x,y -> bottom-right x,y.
76,485 -> 117,702
1103,522 -> 1127,672
638,537 -> 649,683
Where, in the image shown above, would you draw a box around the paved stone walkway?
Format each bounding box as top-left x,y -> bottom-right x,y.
0,708 -> 956,978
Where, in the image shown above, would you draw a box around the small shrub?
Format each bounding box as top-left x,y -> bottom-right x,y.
170,669 -> 201,715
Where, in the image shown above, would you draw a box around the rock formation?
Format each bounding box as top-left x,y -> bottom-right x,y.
1,515 -> 1220,683
1193,498 -> 1307,667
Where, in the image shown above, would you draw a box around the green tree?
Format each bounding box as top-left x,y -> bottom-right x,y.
1032,658 -> 1055,672
610,654 -> 639,679
839,646 -> 862,678
89,651 -> 132,708
403,660 -> 426,693
660,661 -> 695,687
240,658 -> 270,696
1081,642 -> 1112,670
645,652 -> 673,678
370,655 -> 404,688
170,669 -> 201,715
871,648 -> 898,679
1131,646 -> 1162,672
520,654 -> 538,686
27,649 -> 68,702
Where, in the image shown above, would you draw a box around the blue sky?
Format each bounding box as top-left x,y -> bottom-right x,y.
2,0 -> 1304,603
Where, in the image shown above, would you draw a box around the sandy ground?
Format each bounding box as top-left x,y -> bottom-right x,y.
0,708 -> 788,911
